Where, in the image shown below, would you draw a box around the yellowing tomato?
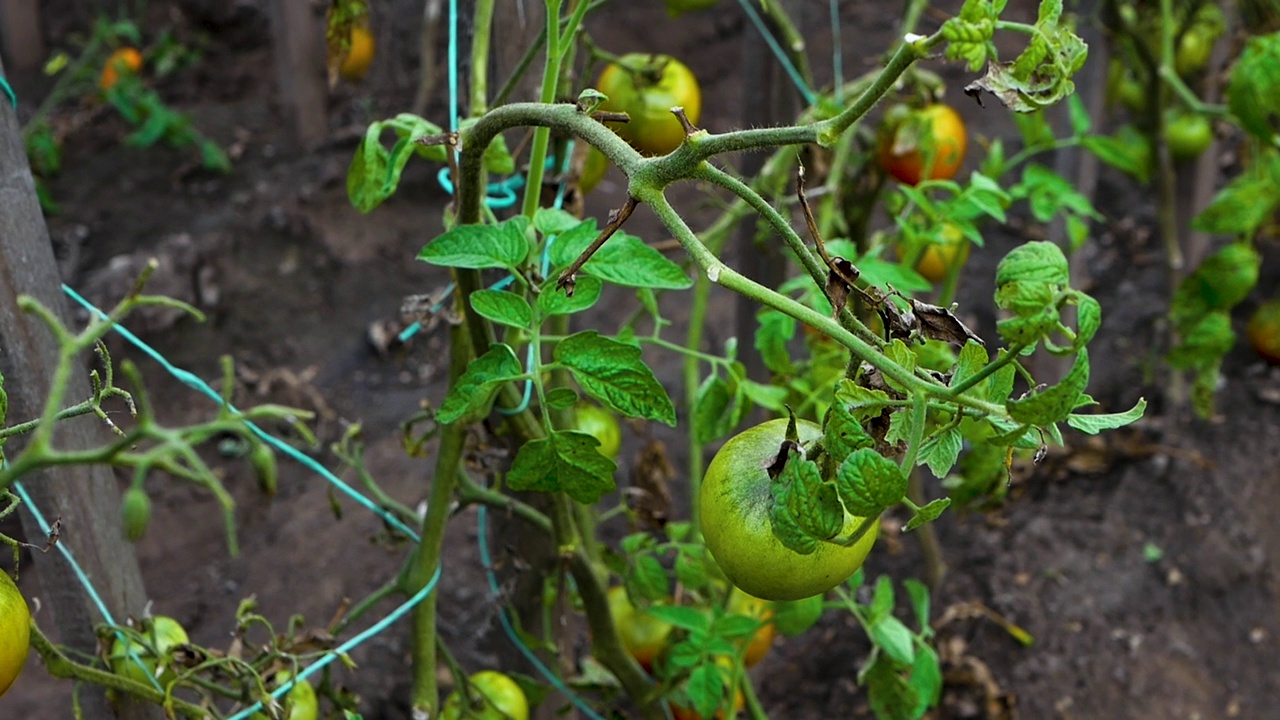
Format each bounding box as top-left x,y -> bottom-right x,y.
0,571 -> 30,698
878,104 -> 967,185
100,47 -> 143,91
1248,299 -> 1280,365
340,26 -> 376,81
605,586 -> 673,671
597,54 -> 702,156
726,587 -> 775,667
575,404 -> 622,460
914,223 -> 970,284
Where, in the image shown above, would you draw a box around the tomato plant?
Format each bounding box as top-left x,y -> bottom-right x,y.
597,54 -> 702,156
726,588 -> 775,667
108,616 -> 190,689
878,104 -> 967,185
439,671 -> 530,720
0,570 -> 30,698
250,673 -> 319,720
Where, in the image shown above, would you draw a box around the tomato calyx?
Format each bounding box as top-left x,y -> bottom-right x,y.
764,439 -> 803,479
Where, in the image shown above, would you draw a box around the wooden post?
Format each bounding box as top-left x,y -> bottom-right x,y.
0,56 -> 159,720
0,0 -> 45,72
268,0 -> 328,148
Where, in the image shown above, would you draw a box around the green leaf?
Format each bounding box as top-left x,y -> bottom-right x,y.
908,642 -> 944,715
768,485 -> 820,555
863,655 -> 923,720
869,574 -> 896,618
869,614 -> 916,666
687,662 -> 725,720
469,289 -> 532,330
836,449 -> 907,516
950,340 -> 989,392
775,457 -> 843,541
1072,291 -> 1102,350
646,605 -> 710,633
418,216 -> 529,270
692,374 -> 740,444
538,276 -> 602,316
1082,126 -> 1151,183
902,579 -> 931,631
1066,397 -> 1146,434
675,548 -> 710,591
1227,34 -> 1280,140
883,340 -> 917,394
436,344 -> 523,424
904,497 -> 952,532
755,310 -> 796,374
347,114 -> 445,212
1167,312 -> 1235,370
1006,348 -> 1090,426
555,331 -> 677,425
995,240 -> 1069,287
1067,94 -> 1091,136
550,223 -> 691,290
740,379 -> 788,412
1191,160 -> 1280,236
823,400 -> 875,466
533,207 -> 582,236
544,387 -> 579,410
918,426 -> 963,478
627,554 -> 670,601
834,379 -> 895,420
506,430 -> 616,503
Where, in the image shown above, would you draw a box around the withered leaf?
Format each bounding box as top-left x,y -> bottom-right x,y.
908,298 -> 985,346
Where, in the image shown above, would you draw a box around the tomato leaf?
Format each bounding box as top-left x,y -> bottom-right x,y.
1190,159 -> 1280,236
1227,33 -> 1280,140
882,340 -> 918,394
1066,397 -> 1146,435
869,614 -> 916,666
687,662 -> 725,720
532,207 -> 582,235
646,605 -> 710,633
1081,126 -> 1151,183
822,400 -> 875,467
550,223 -> 692,290
995,239 -> 1069,287
538,276 -> 602,316
755,310 -> 797,374
506,430 -> 616,504
436,344 -> 523,424
693,374 -> 744,444
418,216 -> 529,270
767,484 -> 820,555
902,579 -> 932,633
917,425 -> 962,478
863,653 -> 924,720
674,547 -> 710,591
543,387 -> 578,410
1007,349 -> 1089,426
836,449 -> 907,517
555,331 -> 677,425
627,554 -> 670,602
469,289 -> 532,330
776,457 -> 843,542
908,642 -> 944,715
903,497 -> 952,532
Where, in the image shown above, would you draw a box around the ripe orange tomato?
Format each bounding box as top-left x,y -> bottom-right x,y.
340,26 -> 376,81
597,54 -> 702,156
914,223 -> 970,284
878,104 -> 967,185
100,48 -> 144,91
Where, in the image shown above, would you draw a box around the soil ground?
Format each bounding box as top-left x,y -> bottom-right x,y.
3,1 -> 1280,719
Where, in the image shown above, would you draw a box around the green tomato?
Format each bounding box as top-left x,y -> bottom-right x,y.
251,672 -> 319,720
597,54 -> 702,156
109,616 -> 190,689
1164,112 -> 1213,160
575,404 -> 622,460
699,419 -> 879,601
440,671 -> 530,720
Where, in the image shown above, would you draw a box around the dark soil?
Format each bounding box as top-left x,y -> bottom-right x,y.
4,1 -> 1279,719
